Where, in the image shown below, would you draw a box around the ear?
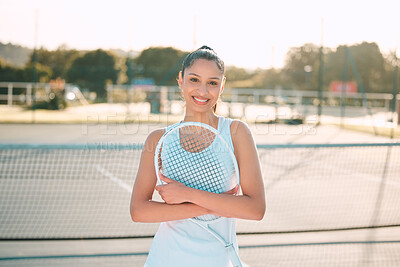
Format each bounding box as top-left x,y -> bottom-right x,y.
178,71 -> 183,89
219,76 -> 226,96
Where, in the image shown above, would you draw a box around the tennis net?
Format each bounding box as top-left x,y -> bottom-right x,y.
0,143 -> 399,240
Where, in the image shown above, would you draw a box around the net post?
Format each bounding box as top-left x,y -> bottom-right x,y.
340,46 -> 348,128
7,83 -> 13,107
391,55 -> 398,138
317,47 -> 324,125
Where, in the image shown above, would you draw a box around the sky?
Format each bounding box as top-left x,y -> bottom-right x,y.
1,0 -> 400,69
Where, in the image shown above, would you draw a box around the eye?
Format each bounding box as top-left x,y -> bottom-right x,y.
209,81 -> 219,86
189,77 -> 199,83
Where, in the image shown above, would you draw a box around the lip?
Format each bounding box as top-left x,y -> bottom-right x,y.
192,96 -> 209,105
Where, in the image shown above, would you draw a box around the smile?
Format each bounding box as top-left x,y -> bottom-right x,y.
193,96 -> 209,103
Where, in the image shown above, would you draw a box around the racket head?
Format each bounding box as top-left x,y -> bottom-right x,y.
154,121 -> 240,221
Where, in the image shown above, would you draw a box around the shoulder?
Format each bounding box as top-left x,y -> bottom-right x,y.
231,120 -> 257,163
230,120 -> 256,154
230,119 -> 252,139
143,128 -> 166,153
146,128 -> 166,141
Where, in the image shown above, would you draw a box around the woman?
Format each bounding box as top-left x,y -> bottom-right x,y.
130,46 -> 265,267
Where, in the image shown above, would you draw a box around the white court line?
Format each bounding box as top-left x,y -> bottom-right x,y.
94,164 -> 132,193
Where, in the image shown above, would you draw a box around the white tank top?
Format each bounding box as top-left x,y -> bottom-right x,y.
145,116 -> 240,267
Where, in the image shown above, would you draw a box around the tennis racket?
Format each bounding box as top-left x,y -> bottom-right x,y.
154,121 -> 242,267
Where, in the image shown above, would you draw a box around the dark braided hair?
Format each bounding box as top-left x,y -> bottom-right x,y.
180,46 -> 225,113
181,45 -> 225,78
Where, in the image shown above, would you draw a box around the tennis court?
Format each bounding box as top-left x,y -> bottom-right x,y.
0,123 -> 399,266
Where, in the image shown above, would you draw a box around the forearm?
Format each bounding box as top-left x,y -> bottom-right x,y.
187,188 -> 265,220
131,200 -> 210,223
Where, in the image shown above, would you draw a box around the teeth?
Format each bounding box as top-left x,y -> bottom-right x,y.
194,97 -> 208,102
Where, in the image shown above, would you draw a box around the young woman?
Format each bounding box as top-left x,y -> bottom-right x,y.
130,46 -> 265,267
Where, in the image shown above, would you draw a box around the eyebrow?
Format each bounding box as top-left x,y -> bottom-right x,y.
187,73 -> 221,80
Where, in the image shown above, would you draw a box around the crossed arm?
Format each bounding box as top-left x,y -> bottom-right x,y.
129,121 -> 266,223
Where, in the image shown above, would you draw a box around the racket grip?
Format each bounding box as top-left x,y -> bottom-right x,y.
226,243 -> 242,267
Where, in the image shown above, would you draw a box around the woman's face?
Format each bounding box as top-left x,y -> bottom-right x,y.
179,59 -> 225,114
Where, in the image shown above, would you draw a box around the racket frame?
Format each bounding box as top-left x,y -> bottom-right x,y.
153,121 -> 242,267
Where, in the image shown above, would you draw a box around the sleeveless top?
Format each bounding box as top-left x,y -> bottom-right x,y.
144,116 -> 240,267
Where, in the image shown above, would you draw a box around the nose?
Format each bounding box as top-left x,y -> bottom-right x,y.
197,83 -> 207,96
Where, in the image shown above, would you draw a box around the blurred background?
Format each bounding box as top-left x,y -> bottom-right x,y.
0,0 -> 399,266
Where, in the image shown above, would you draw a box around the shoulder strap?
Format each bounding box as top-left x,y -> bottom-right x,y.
218,117 -> 235,152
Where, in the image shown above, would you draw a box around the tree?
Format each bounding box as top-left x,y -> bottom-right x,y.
0,59 -> 22,82
225,66 -> 253,82
325,42 -> 392,93
66,49 -> 118,98
253,68 -> 286,89
283,43 -> 321,90
225,66 -> 255,88
29,45 -> 80,80
224,67 -> 286,89
22,62 -> 52,82
0,59 -> 51,82
133,47 -> 187,85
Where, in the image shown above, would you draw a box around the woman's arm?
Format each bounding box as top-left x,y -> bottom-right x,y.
156,121 -> 266,221
130,129 -> 212,223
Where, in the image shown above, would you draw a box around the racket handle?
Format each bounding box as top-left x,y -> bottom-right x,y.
226,243 -> 242,267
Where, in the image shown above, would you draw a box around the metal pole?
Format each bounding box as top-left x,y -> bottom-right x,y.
346,47 -> 378,135
7,83 -> 13,107
317,18 -> 324,125
26,84 -> 32,106
391,56 -> 398,139
317,47 -> 324,125
32,9 -> 39,124
341,47 -> 348,128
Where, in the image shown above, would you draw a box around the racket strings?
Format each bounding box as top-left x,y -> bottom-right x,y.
179,126 -> 216,153
158,124 -> 238,221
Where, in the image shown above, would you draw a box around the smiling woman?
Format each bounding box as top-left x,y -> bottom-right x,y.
130,46 -> 265,267
180,46 -> 225,113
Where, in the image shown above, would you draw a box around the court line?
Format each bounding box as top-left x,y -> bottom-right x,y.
2,240 -> 399,261
0,252 -> 148,261
239,240 -> 400,249
94,165 -> 132,193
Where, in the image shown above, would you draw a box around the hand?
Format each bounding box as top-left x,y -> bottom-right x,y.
155,173 -> 190,204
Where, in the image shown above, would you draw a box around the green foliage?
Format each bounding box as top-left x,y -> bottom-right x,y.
29,45 -> 80,79
225,66 -> 253,81
253,68 -> 286,89
283,43 -> 321,90
225,66 -> 254,88
66,49 -> 118,98
283,41 -> 395,93
132,47 -> 186,85
1,41 -> 398,95
0,59 -> 23,81
0,59 -> 52,82
324,42 -> 392,93
23,62 -> 53,82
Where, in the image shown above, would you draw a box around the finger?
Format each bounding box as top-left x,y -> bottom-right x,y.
155,185 -> 163,191
159,173 -> 174,183
232,184 -> 239,194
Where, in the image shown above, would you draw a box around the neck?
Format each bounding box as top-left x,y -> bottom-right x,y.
183,111 -> 219,127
